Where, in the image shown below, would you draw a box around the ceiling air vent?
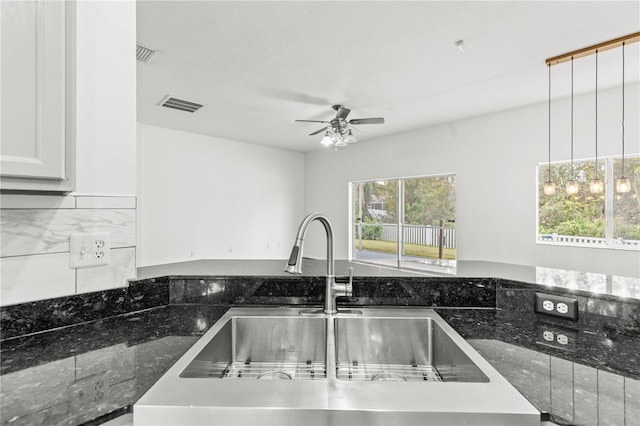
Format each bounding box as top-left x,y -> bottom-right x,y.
158,95 -> 205,113
136,43 -> 158,63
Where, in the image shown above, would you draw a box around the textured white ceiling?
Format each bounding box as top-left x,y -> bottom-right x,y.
136,1 -> 640,152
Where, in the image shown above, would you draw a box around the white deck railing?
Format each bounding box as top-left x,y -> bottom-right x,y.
538,233 -> 640,246
356,223 -> 457,249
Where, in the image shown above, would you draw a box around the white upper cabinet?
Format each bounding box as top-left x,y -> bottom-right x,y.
1,0 -> 75,192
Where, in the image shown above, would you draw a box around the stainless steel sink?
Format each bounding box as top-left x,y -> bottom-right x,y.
335,317 -> 488,382
180,316 -> 326,379
135,307 -> 540,425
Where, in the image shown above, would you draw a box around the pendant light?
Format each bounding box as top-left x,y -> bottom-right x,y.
545,32 -> 639,195
590,50 -> 604,194
543,63 -> 556,195
616,41 -> 631,193
566,57 -> 579,195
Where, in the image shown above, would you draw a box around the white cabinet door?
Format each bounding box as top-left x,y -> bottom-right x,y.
1,0 -> 75,192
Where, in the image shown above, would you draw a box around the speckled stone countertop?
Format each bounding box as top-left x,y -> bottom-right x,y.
137,259 -> 640,299
1,260 -> 639,426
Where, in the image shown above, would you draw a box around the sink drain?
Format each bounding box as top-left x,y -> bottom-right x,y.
370,373 -> 408,381
256,371 -> 293,380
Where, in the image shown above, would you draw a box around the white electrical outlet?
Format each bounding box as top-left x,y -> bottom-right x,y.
69,232 -> 111,269
534,292 -> 579,320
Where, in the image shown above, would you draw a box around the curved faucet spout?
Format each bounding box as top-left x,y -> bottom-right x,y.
284,212 -> 334,277
285,212 -> 345,314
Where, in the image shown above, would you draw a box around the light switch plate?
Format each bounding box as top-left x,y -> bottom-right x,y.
69,232 -> 111,269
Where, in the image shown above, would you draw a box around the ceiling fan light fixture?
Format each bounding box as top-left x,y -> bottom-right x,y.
344,130 -> 357,143
320,132 -> 333,146
297,104 -> 384,150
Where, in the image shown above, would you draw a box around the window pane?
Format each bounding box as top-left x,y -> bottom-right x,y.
401,176 -> 456,267
538,160 -> 606,242
613,157 -> 640,244
352,176 -> 457,271
352,180 -> 398,266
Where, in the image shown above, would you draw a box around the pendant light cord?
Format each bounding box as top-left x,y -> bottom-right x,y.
570,57 -> 574,172
595,50 -> 598,178
622,42 -> 626,177
548,63 -> 552,182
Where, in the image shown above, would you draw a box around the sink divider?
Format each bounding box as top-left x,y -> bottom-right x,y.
325,316 -> 337,382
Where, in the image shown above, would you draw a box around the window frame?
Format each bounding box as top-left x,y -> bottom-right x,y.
349,173 -> 457,271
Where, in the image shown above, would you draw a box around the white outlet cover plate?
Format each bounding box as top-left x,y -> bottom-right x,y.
69,232 -> 111,269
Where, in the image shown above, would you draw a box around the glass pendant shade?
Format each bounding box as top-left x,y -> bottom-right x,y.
616,177 -> 631,193
320,132 -> 333,146
344,130 -> 357,143
543,181 -> 556,195
589,178 -> 604,194
566,180 -> 579,194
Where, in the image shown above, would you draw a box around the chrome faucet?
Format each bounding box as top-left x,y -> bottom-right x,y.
284,212 -> 353,314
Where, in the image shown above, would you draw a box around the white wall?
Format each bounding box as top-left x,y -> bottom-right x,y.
137,124 -> 304,266
303,83 -> 640,277
74,0 -> 137,196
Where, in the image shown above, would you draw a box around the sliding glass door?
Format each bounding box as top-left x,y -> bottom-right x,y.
352,175 -> 456,271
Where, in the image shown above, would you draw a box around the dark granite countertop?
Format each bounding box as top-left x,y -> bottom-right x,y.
137,259 -> 640,299
1,261 -> 639,426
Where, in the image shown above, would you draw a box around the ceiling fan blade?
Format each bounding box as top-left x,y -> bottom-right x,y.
295,119 -> 330,123
349,117 -> 384,125
335,106 -> 351,120
309,126 -> 329,136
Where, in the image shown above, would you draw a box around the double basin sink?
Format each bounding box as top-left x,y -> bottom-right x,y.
135,307 -> 540,425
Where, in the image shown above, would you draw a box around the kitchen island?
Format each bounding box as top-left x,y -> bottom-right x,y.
1,260 -> 638,425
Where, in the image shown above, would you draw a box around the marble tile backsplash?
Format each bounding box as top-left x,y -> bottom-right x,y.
0,195 -> 137,307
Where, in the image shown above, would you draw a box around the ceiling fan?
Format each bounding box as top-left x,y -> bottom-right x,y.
295,105 -> 384,147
